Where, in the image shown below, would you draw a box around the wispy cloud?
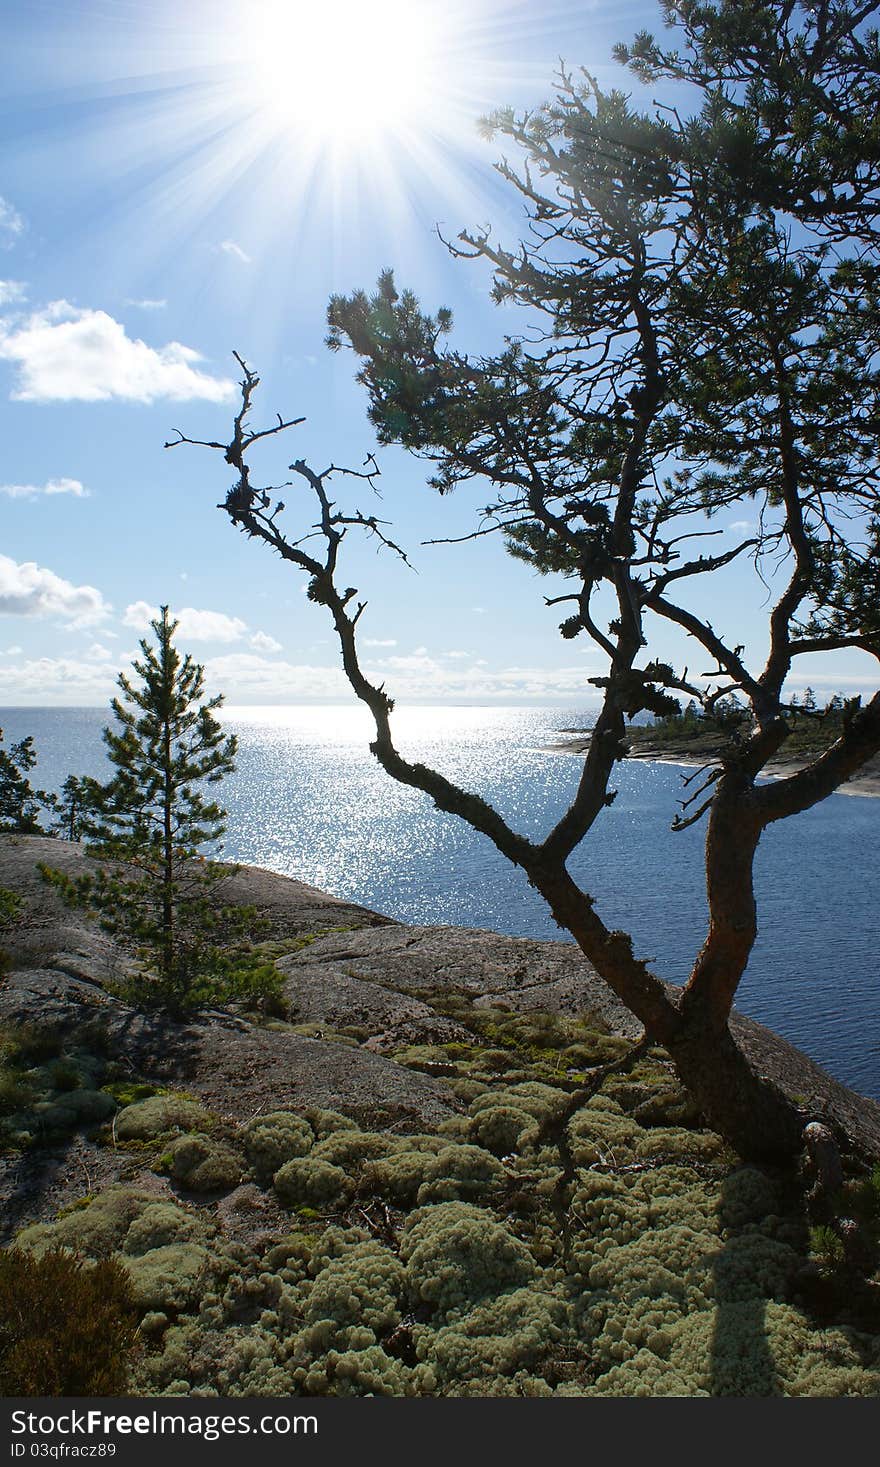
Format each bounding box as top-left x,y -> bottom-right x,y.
216,240 -> 252,264
0,197 -> 24,248
0,655 -> 117,702
0,553 -> 109,626
205,652 -> 350,700
363,637 -> 397,648
85,642 -> 114,662
363,648 -> 603,702
125,298 -> 167,310
0,476 -> 89,500
250,630 -> 283,653
0,301 -> 235,403
193,646 -> 604,704
0,280 -> 26,306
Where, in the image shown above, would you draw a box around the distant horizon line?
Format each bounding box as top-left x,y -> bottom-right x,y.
0,699 -> 604,712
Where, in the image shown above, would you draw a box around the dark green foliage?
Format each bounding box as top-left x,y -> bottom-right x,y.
326,1 -> 880,714
50,773 -> 102,841
115,943 -> 283,1015
0,885 -> 21,928
0,728 -> 50,833
641,690 -> 851,757
40,606 -> 271,1017
0,1247 -> 138,1395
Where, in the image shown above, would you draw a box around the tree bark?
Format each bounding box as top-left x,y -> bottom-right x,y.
663,1018 -> 806,1162
532,859 -> 808,1162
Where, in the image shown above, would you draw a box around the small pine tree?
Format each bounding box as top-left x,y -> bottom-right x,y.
51,774 -> 102,841
0,729 -> 50,833
41,607 -> 279,1016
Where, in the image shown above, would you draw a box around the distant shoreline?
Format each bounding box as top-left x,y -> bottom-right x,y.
547,732 -> 880,798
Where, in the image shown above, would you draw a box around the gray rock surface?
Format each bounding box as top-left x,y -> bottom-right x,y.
3,833 -> 880,1171
279,922 -> 642,1039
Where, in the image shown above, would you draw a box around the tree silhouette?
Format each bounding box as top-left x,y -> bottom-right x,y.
169,2 -> 880,1156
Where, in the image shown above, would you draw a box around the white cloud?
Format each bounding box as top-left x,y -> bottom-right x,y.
206,645 -> 608,704
250,630 -> 282,653
374,653 -> 437,674
0,476 -> 89,500
363,637 -> 397,648
362,648 -> 604,702
445,650 -> 470,659
85,642 -> 114,661
0,655 -> 117,703
216,240 -> 252,264
205,653 -> 350,700
0,197 -> 24,247
0,280 -> 26,306
125,298 -> 167,310
179,609 -> 248,642
123,601 -> 248,643
0,301 -> 235,403
0,554 -> 109,626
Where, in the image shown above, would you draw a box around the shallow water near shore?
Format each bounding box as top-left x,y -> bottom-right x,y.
3,703 -> 878,1100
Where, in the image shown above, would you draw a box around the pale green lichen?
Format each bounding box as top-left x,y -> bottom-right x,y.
400,1202 -> 537,1318
166,1133 -> 243,1193
310,1129 -> 400,1170
414,1287 -> 569,1391
301,1241 -> 406,1349
273,1157 -> 352,1211
242,1111 -> 314,1181
122,1202 -> 210,1256
415,1144 -> 506,1204
122,1243 -> 214,1312
11,997 -> 880,1400
16,1186 -> 157,1258
114,1095 -> 211,1142
302,1109 -> 360,1137
467,1105 -> 538,1156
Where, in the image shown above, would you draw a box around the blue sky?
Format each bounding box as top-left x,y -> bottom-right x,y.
0,0 -> 876,709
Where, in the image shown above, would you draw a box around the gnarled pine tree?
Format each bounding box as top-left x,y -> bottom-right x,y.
169,1 -> 880,1157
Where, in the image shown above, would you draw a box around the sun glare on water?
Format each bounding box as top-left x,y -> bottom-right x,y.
240,0 -> 444,149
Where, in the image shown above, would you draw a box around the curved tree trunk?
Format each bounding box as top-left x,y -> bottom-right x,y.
533,855 -> 808,1163
663,1018 -> 806,1162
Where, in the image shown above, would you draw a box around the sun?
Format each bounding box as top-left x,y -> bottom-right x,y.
238,0 -> 444,149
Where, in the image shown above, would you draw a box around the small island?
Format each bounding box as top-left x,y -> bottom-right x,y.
553,695 -> 880,798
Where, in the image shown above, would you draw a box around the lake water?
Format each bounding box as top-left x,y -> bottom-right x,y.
2,703 -> 878,1100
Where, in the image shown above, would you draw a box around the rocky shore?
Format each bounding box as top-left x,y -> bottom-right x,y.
2,831 -> 880,1243
4,834 -> 880,1397
549,731 -> 880,797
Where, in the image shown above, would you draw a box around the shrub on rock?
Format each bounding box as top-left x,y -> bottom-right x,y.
274,1157 -> 351,1211
243,1111 -> 314,1181
0,1247 -> 138,1395
167,1133 -> 243,1193
115,1094 -> 211,1142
